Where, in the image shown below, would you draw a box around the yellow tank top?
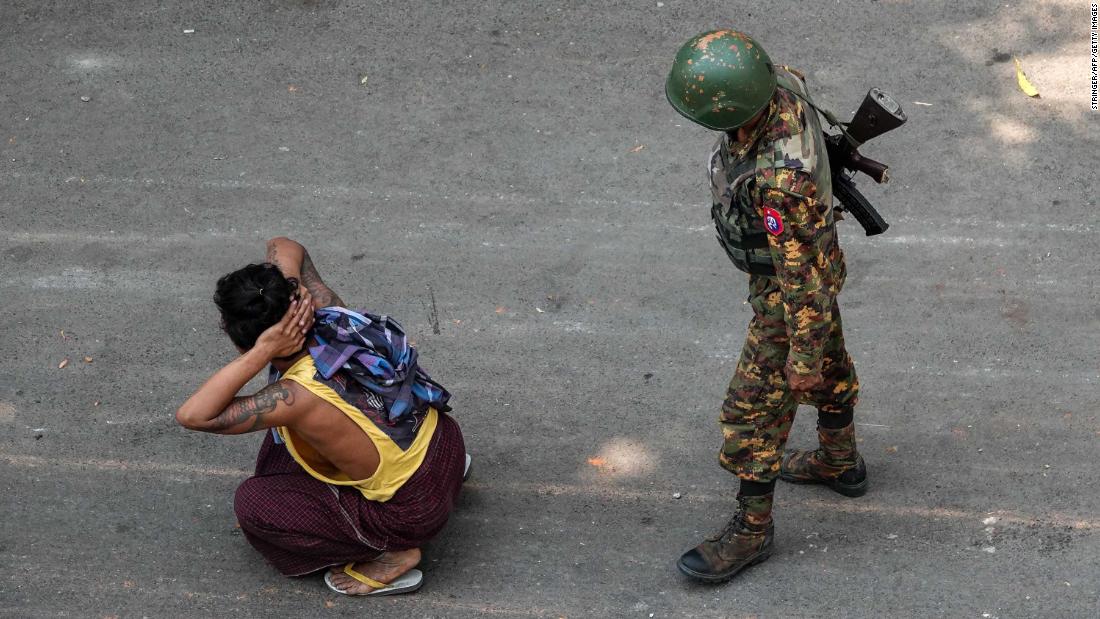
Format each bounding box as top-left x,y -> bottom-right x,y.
276,355 -> 438,502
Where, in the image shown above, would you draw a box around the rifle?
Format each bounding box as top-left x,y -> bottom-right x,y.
822,88 -> 907,236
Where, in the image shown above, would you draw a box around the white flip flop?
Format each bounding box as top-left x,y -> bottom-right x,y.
323,563 -> 424,597
463,453 -> 472,482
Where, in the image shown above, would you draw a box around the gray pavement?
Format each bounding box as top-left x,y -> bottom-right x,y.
1,1 -> 1097,617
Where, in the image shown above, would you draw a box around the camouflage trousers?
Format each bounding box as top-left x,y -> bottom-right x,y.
719,275 -> 860,482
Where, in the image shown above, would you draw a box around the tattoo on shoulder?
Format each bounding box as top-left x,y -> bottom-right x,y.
213,382 -> 295,431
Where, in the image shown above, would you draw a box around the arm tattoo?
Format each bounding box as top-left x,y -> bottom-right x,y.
265,242 -> 283,270
301,251 -> 345,307
210,383 -> 295,431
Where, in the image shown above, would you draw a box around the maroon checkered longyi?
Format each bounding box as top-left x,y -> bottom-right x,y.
233,412 -> 465,576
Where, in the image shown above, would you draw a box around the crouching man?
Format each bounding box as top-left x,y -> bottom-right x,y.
176,237 -> 467,597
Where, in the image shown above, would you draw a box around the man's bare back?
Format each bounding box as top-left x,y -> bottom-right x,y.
273,378 -> 382,480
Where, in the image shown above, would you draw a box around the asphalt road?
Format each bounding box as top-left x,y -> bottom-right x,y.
1,1 -> 1097,617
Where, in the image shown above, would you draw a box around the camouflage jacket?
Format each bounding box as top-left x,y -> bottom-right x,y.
709,68 -> 847,377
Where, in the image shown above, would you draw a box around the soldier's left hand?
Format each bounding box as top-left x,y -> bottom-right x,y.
787,370 -> 824,394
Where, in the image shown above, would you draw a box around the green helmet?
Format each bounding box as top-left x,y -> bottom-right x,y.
665,30 -> 777,130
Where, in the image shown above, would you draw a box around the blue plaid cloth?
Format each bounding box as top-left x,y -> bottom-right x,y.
308,307 -> 451,423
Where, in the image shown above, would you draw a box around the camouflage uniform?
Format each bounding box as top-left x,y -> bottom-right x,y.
710,68 -> 859,483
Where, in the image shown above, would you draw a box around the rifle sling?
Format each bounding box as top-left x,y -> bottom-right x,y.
777,85 -> 860,149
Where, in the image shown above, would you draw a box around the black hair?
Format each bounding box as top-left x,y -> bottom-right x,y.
213,263 -> 295,350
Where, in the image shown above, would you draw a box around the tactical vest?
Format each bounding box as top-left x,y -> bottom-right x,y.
709,68 -> 833,275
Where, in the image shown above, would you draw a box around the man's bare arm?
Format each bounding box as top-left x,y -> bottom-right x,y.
265,237 -> 304,282
265,237 -> 345,309
300,250 -> 345,308
199,381 -> 301,435
176,298 -> 313,434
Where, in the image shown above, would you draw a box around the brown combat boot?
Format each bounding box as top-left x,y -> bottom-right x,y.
677,493 -> 774,583
780,423 -> 868,497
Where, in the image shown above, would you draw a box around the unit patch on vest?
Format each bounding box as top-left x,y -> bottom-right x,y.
763,207 -> 784,236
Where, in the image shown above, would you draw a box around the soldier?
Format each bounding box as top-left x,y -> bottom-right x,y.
666,30 -> 868,583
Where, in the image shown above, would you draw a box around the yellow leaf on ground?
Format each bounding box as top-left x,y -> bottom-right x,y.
1013,57 -> 1040,98
58,358 -> 69,369
628,144 -> 646,153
